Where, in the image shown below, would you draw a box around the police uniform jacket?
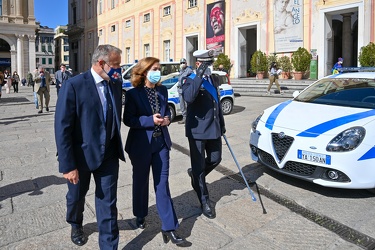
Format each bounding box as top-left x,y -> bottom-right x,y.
182,73 -> 225,140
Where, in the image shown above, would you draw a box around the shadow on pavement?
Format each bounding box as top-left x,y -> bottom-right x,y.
229,105 -> 245,115
81,176 -> 246,249
0,175 -> 67,202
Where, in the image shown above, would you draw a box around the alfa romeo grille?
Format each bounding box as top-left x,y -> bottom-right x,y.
271,133 -> 294,162
258,149 -> 278,168
283,161 -> 316,176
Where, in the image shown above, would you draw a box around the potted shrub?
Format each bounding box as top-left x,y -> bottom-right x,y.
250,50 -> 268,79
291,47 -> 312,80
358,42 -> 375,66
213,53 -> 232,75
278,55 -> 293,79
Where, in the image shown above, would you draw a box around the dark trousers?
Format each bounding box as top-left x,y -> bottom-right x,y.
188,137 -> 222,205
129,135 -> 178,231
13,82 -> 19,93
66,156 -> 119,250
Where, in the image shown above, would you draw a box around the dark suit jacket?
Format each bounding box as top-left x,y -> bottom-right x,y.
54,70 -> 125,173
123,85 -> 172,158
55,70 -> 72,89
182,73 -> 225,140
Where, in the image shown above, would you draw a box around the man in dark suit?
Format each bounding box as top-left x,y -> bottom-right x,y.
182,49 -> 226,219
55,63 -> 72,95
54,44 -> 125,249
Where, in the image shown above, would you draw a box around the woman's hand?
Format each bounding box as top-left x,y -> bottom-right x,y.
153,113 -> 164,126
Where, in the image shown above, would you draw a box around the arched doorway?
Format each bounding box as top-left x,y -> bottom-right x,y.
0,38 -> 11,72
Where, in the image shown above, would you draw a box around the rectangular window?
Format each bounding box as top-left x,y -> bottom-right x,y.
99,0 -> 103,14
42,58 -> 46,64
163,6 -> 171,16
188,0 -> 197,8
88,1 -> 92,19
99,29 -> 103,36
64,55 -> 69,61
41,45 -> 46,52
111,0 -> 115,9
64,46 -> 69,52
48,45 -> 52,52
0,3 -> 2,16
48,58 -> 52,64
73,7 -> 77,24
88,32 -> 92,39
111,25 -> 116,32
126,47 -> 130,63
36,58 -> 40,64
144,44 -> 150,57
63,38 -> 69,45
163,40 -> 170,62
125,20 -> 131,28
35,45 -> 39,52
144,13 -> 150,23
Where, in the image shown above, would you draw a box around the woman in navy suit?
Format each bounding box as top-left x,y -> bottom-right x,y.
123,57 -> 185,245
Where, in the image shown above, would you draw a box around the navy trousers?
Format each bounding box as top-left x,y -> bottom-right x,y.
129,135 -> 178,231
66,156 -> 119,250
188,137 -> 222,205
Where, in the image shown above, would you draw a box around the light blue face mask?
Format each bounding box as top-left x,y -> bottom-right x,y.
147,70 -> 161,84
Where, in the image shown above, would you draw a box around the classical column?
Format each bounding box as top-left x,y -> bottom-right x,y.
28,0 -> 36,23
15,0 -> 23,23
342,13 -> 353,67
10,50 -> 17,74
28,35 -> 36,74
16,34 -> 24,78
3,0 -> 8,16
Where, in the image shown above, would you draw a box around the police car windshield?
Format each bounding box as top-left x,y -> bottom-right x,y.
294,78 -> 375,109
161,76 -> 179,89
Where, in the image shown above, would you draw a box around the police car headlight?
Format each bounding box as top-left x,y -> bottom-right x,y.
251,112 -> 264,133
326,126 -> 366,152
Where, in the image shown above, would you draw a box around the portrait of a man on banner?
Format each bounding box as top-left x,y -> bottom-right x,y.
206,1 -> 225,56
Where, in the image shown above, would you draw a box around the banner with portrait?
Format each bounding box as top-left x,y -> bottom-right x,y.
206,1 -> 225,56
274,0 -> 304,53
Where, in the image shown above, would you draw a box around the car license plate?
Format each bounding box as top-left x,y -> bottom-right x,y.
297,150 -> 331,165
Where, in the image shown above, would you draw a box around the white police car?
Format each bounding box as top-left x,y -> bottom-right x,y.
162,70 -> 235,121
250,68 -> 375,189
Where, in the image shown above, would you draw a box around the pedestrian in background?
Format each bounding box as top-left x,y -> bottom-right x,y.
177,58 -> 193,124
0,71 -> 4,99
217,64 -> 228,73
21,77 -> 27,86
12,71 -> 20,93
27,72 -> 35,91
34,66 -> 51,113
123,57 -> 186,245
54,44 -> 125,249
4,69 -> 11,94
266,62 -> 283,95
332,57 -> 343,74
55,63 -> 72,95
182,49 -> 226,219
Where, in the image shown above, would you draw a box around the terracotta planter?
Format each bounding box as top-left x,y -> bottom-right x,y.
256,71 -> 265,79
294,71 -> 303,80
280,72 -> 290,79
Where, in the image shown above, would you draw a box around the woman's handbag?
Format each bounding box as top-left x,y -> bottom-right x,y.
33,92 -> 39,109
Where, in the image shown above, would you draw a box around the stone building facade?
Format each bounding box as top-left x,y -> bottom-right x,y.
67,0 -> 375,78
0,0 -> 37,79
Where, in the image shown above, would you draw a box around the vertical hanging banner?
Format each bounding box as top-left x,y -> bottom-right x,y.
206,1 -> 225,56
274,0 -> 304,53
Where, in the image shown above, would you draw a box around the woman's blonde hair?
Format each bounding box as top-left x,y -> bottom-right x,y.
131,57 -> 161,88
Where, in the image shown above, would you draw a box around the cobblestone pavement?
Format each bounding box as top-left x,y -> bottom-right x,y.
0,85 -> 370,249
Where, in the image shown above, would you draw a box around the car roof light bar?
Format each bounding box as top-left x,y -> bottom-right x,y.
339,67 -> 375,73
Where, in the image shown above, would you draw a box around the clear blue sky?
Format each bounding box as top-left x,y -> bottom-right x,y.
34,0 -> 68,28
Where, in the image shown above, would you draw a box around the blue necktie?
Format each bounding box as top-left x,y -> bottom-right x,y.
103,81 -> 114,145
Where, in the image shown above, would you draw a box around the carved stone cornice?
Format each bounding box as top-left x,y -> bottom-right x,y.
184,23 -> 201,33
234,9 -> 262,24
184,6 -> 200,16
28,35 -> 36,41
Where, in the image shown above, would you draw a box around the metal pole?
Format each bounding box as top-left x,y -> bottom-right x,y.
223,135 -> 256,201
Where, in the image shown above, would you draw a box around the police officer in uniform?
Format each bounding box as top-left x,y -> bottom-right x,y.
177,58 -> 193,124
182,50 -> 226,219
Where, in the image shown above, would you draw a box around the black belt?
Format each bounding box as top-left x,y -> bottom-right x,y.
152,131 -> 162,137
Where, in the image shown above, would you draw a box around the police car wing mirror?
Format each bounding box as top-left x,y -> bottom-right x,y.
292,90 -> 300,98
123,73 -> 131,80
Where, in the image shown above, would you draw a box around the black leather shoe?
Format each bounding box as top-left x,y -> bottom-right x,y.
38,110 -> 43,114
201,202 -> 216,219
136,217 -> 145,229
46,107 -> 49,112
187,168 -> 194,189
161,230 -> 186,245
71,226 -> 87,246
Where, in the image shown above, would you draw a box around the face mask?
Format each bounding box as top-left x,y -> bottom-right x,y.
180,63 -> 186,69
147,70 -> 161,84
105,66 -> 122,82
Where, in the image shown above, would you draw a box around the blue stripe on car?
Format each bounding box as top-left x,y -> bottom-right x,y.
168,97 -> 180,104
358,146 -> 375,161
265,100 -> 293,130
220,89 -> 234,96
297,109 -> 375,137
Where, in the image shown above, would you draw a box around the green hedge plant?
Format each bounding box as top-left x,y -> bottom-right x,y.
359,42 -> 375,66
250,50 -> 268,73
291,47 -> 312,72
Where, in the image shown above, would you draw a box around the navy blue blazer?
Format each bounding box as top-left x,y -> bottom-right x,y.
123,85 -> 172,158
55,70 -> 125,173
182,73 -> 225,140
